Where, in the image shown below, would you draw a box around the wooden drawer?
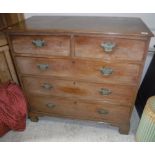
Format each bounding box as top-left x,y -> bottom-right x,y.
75,36 -> 145,62
29,95 -> 130,123
22,76 -> 136,105
11,35 -> 70,56
16,56 -> 140,85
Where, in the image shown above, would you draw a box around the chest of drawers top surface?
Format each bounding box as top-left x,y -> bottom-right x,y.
7,16 -> 153,37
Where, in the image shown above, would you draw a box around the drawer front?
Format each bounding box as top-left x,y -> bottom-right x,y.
16,57 -> 140,85
29,95 -> 130,123
22,76 -> 135,105
11,35 -> 70,56
75,36 -> 145,61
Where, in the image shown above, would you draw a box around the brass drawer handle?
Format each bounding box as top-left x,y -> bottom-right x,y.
99,88 -> 112,96
100,67 -> 113,76
101,42 -> 116,53
41,83 -> 53,90
97,109 -> 109,115
46,103 -> 56,109
32,39 -> 45,48
37,64 -> 49,71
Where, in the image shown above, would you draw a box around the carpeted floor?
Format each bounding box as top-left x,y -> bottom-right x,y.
0,108 -> 139,142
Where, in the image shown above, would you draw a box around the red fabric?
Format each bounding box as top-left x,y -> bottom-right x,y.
0,81 -> 27,137
0,122 -> 10,136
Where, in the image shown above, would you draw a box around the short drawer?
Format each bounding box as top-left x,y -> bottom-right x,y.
11,35 -> 70,56
75,36 -> 146,62
16,57 -> 140,85
29,95 -> 130,123
22,76 -> 136,106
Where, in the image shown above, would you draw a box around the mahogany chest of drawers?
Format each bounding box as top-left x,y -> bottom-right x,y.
6,16 -> 153,134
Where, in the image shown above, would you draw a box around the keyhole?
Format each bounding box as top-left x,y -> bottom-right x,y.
72,60 -> 75,64
74,101 -> 77,104
73,81 -> 76,85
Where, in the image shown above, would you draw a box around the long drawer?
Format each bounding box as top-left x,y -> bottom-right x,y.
11,35 -> 71,56
75,36 -> 145,61
16,56 -> 140,85
29,95 -> 130,123
22,76 -> 136,105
